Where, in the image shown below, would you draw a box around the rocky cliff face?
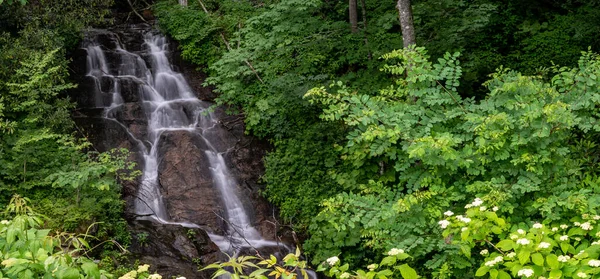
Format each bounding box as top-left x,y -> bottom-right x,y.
69,22 -> 279,278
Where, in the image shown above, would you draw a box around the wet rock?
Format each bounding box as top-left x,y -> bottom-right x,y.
157,130 -> 226,234
72,113 -> 140,153
117,29 -> 146,52
117,77 -> 142,103
93,31 -> 121,50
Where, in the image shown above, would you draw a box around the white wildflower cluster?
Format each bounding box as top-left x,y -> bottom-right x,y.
575,222 -> 581,226
551,227 -> 558,232
537,242 -> 551,249
444,211 -> 454,216
326,256 -> 340,266
558,255 -> 570,262
516,238 -> 530,245
492,206 -> 499,212
479,206 -> 487,211
465,198 -> 483,208
510,234 -> 518,240
461,227 -> 468,232
594,215 -> 600,220
484,256 -> 503,267
591,241 -> 600,245
532,223 -> 543,229
175,277 -> 187,279
589,259 -> 600,267
0,220 -> 9,225
438,220 -> 450,229
577,272 -> 588,278
119,271 -> 137,279
480,249 -> 488,255
367,264 -> 377,271
517,268 -> 534,278
560,224 -> 568,229
388,248 -> 404,256
148,274 -> 162,279
137,264 -> 150,273
580,222 -> 593,231
560,235 -> 569,241
456,215 -> 471,223
517,229 -> 526,235
340,272 -> 351,279
506,252 -> 516,258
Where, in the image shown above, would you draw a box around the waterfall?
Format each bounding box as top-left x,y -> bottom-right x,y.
83,28 -> 282,255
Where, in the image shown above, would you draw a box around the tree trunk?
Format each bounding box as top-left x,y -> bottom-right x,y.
396,0 -> 415,47
349,0 -> 358,33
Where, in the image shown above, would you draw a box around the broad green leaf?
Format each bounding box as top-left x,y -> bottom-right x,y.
546,254 -> 559,269
380,256 -> 396,266
498,270 -> 511,279
475,266 -> 489,277
518,250 -> 531,265
81,262 -> 100,279
531,253 -> 544,266
55,267 -> 80,279
398,264 -> 418,279
549,269 -> 562,279
496,240 -> 513,251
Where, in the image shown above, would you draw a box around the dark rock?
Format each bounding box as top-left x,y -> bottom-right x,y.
157,130 -> 226,234
72,113 -> 141,153
94,31 -> 122,50
127,219 -> 221,279
117,77 -> 142,103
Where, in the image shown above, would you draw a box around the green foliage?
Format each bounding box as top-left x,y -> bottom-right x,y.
442,198 -> 600,279
0,0 -> 133,253
0,196 -> 162,279
317,249 -> 418,279
154,0 -> 600,276
204,247 -> 419,279
303,47 -> 600,273
262,123 -> 346,228
0,195 -> 108,279
203,248 -> 311,279
0,0 -> 26,5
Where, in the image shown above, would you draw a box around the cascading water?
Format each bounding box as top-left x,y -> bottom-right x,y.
83,28 -> 282,255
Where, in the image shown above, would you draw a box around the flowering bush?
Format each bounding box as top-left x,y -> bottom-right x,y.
318,248 -> 418,279
440,198 -> 600,278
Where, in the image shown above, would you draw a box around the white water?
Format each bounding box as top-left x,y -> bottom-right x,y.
84,30 -> 282,254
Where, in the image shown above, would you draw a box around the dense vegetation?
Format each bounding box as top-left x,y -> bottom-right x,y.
153,0 -> 600,278
0,0 -> 142,276
3,0 -> 600,278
